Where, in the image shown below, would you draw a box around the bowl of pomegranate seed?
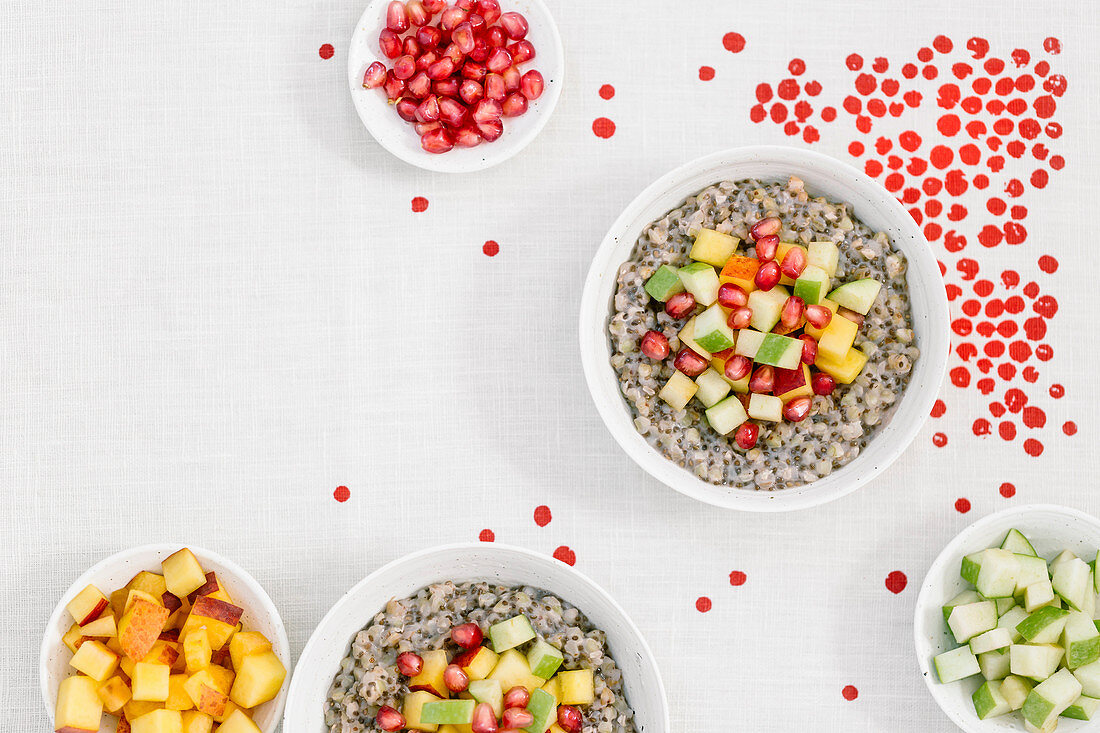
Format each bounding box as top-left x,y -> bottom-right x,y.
284,543 -> 668,733
349,0 -> 563,172
579,145 -> 950,511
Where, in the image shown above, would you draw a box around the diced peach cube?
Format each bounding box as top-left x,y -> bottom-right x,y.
228,649 -> 284,708
228,631 -> 271,672
403,690 -> 440,733
67,585 -> 110,626
125,590 -> 162,615
182,629 -> 211,674
130,708 -> 182,733
162,549 -> 208,599
81,612 -> 117,638
214,709 -> 260,733
180,597 -> 242,651
126,572 -> 167,602
97,675 -> 132,714
55,675 -> 104,733
122,699 -> 162,722
165,675 -> 194,711
70,640 -> 121,682
132,662 -> 171,702
183,669 -> 227,717
62,623 -> 91,654
118,599 -> 171,662
180,711 -> 213,733
213,700 -> 250,724
143,640 -> 181,668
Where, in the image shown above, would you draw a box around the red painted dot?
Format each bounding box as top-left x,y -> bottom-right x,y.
483,240 -> 500,257
805,80 -> 822,96
822,107 -> 837,122
937,114 -> 961,136
1036,344 -> 1053,361
696,596 -> 712,613
1050,384 -> 1065,398
973,419 -> 991,436
592,117 -> 616,138
1050,155 -> 1065,170
1033,295 -> 1058,319
479,529 -> 495,542
885,571 -> 908,594
1022,406 -> 1046,429
771,103 -> 788,123
755,83 -> 773,103
999,421 -> 1017,441
855,74 -> 877,95
902,63 -> 919,79
842,685 -> 859,701
1024,439 -> 1044,457
319,43 -> 335,60
729,571 -> 747,586
931,399 -> 946,418
1064,421 -> 1078,436
955,498 -> 971,513
846,53 -> 864,71
533,505 -> 552,527
333,485 -> 350,502
599,84 -> 615,100
933,35 -> 954,53
1000,482 -> 1016,498
788,58 -> 806,75
553,546 -> 576,565
722,32 -> 746,53
698,66 -> 715,81
950,367 -> 971,388
1043,37 -> 1062,54
933,432 -> 948,447
411,196 -> 429,213
749,104 -> 766,123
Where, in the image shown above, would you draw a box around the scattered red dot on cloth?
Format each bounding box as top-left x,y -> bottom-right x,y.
932,432 -> 948,447
411,196 -> 429,213
842,685 -> 859,701
997,482 -> 1016,498
1038,255 -> 1059,273
598,84 -> 615,100
592,117 -> 616,138
885,571 -> 908,594
931,399 -> 946,418
729,571 -> 747,586
695,596 -> 713,613
698,66 -> 715,81
333,485 -> 350,502
1050,384 -> 1065,398
1063,421 -> 1078,436
553,546 -> 576,565
722,32 -> 746,53
1024,439 -> 1044,457
955,498 -> 971,513
479,529 -> 495,542
482,240 -> 500,257
533,505 -> 552,527
319,43 -> 335,60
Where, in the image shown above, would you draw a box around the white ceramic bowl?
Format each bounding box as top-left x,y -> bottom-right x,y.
347,0 -> 564,173
283,542 -> 668,732
579,145 -> 950,512
40,544 -> 291,732
915,505 -> 1100,732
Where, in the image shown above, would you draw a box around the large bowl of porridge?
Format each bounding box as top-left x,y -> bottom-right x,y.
579,146 -> 949,512
283,543 -> 667,733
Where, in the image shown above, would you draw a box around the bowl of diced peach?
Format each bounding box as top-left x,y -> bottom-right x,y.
40,545 -> 291,733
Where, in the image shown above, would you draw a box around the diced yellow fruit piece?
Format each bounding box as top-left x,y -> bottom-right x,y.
98,675 -> 133,714
110,588 -> 131,619
228,632 -> 271,672
143,640 -> 181,668
677,318 -> 712,360
165,675 -> 194,711
541,676 -> 561,705
816,313 -> 858,362
67,584 -> 111,626
123,699 -> 162,722
183,670 -> 227,718
71,639 -> 121,682
183,629 -> 211,674
461,646 -> 498,681
214,709 -> 260,733
556,669 -> 595,705
776,243 -> 808,285
658,371 -> 698,411
162,549 -> 208,599
807,241 -> 839,277
106,636 -> 123,655
403,690 -> 441,732
214,700 -> 250,724
229,649 -> 285,709
126,590 -> 162,615
803,299 -> 838,340
81,613 -> 118,638
121,656 -> 137,679
548,725 -> 568,733
130,709 -> 182,733
710,353 -> 750,392
63,623 -> 90,654
719,256 -> 759,293
487,649 -> 545,692
126,572 -> 168,604
815,347 -> 869,384
438,726 -> 474,733
180,711 -> 213,733
118,599 -> 171,662
55,675 -> 104,733
690,228 -> 740,267
133,662 -> 171,702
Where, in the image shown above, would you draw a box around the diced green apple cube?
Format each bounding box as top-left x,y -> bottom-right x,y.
1062,612 -> 1100,670
935,646 -> 981,683
997,597 -> 1018,616
678,318 -> 712,359
526,639 -> 564,679
973,680 -> 1013,719
733,329 -> 766,359
704,395 -> 748,436
692,304 -> 736,353
694,369 -> 731,408
753,333 -> 803,369
807,241 -> 839,276
1095,551 -> 1100,594
421,699 -> 476,725
980,650 -> 1012,681
1073,658 -> 1100,697
1026,579 -> 1058,613
1050,550 -> 1078,578
944,590 -> 983,624
1016,556 -> 1052,597
1052,557 -> 1091,612
678,262 -> 721,306
523,688 -> 557,733
468,679 -> 504,718
972,629 -> 1013,655
690,229 -> 740,267
1003,675 -> 1035,710
948,601 -> 997,644
1011,644 -> 1065,681
643,265 -> 684,302
792,265 -> 830,305
747,287 -> 788,332
1018,607 -> 1071,644
1022,668 -> 1083,729
961,553 -> 983,586
827,278 -> 882,315
999,607 -> 1030,643
1002,529 -> 1038,557
976,549 -> 1020,599
747,393 -> 783,422
659,372 -> 698,411
1062,694 -> 1100,720
489,615 -> 537,652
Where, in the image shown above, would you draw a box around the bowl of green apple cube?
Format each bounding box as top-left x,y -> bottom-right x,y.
916,505 -> 1100,732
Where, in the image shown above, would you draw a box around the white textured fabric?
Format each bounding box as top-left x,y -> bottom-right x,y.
1,1 -> 1096,731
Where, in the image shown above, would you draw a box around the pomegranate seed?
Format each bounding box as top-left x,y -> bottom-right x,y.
837,307 -> 865,326
477,119 -> 503,140
459,79 -> 484,104
502,92 -> 528,117
386,1 -> 410,32
396,652 -> 423,676
485,26 -> 507,47
780,296 -> 805,329
503,686 -> 530,709
804,304 -> 833,329
727,306 -> 753,330
377,705 -> 406,732
507,40 -> 536,64
416,50 -> 439,72
754,260 -> 781,291
393,55 -> 416,80
502,65 -> 521,91
363,61 -> 387,88
664,292 -> 696,319
754,234 -> 779,261
471,704 -> 498,733
440,97 -> 468,127
502,709 -> 534,729
783,396 -> 812,422
395,97 -> 420,121
456,0 -> 475,9
407,0 -> 430,26
470,36 -> 491,62
415,95 -> 441,123
724,355 -> 752,381
434,77 -> 460,97
640,330 -> 670,360
427,57 -> 456,80
812,372 -> 837,395
441,6 -> 467,30
443,43 -> 465,65
421,127 -> 454,154
780,247 -> 807,279
735,422 -> 760,449
472,98 -> 503,124
414,121 -> 441,135
799,334 -> 817,365
417,26 -> 443,49
717,283 -> 748,309
379,29 -> 403,59
403,36 -> 422,57
674,348 -> 708,378
451,622 -> 484,649
557,706 -> 582,733
520,70 -> 544,100
454,125 -> 483,147
453,22 -> 477,54
383,72 -> 406,101
423,0 -> 445,11
499,11 -> 529,39
484,73 -> 506,100
487,47 -> 513,72
444,664 -> 470,692
749,365 -> 775,394
750,216 -> 782,241
477,0 -> 502,24
462,61 -> 487,80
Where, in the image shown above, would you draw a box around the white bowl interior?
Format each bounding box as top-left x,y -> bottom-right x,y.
579,145 -> 950,511
914,505 -> 1100,733
284,543 -> 668,732
347,0 -> 564,173
40,544 -> 291,732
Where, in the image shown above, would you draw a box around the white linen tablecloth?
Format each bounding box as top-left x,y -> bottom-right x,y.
2,1 -> 1096,730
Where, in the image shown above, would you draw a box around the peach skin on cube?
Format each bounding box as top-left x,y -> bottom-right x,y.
63,623 -> 91,654
228,649 -> 286,708
182,669 -> 227,718
213,700 -> 251,724
68,585 -> 110,626
80,613 -> 117,639
55,675 -> 104,733
118,599 -> 171,662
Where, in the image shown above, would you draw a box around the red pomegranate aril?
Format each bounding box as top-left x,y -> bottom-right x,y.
799,334 -> 817,365
441,6 -> 468,29
484,73 -> 506,100
724,355 -> 752,381
520,70 -> 544,100
451,622 -> 483,649
459,79 -> 484,104
377,706 -> 406,732
395,97 -> 420,121
640,330 -> 670,360
487,47 -> 513,72
407,0 -> 430,26
444,664 -> 470,693
507,40 -> 535,64
502,709 -> 534,729
471,703 -> 499,733
383,72 -> 407,101
674,348 -> 708,378
414,121 -> 441,135
454,125 -> 483,147
499,11 -> 529,39
453,22 -> 477,54
421,127 -> 454,153
472,98 -> 503,123
783,396 -> 812,422
750,216 -> 782,241
754,260 -> 781,291
443,42 -> 465,65
456,0 -> 475,9
727,306 -> 753,329
393,55 -> 416,80
837,306 -> 865,326
557,706 -> 582,733
502,92 -> 528,117
470,36 -> 491,62
434,77 -> 460,98
749,365 -> 775,394
485,26 -> 507,47
754,234 -> 779,261
780,247 -> 807,279
417,25 -> 443,49
462,61 -> 487,80
478,0 -> 502,24
735,422 -> 759,450
502,65 -> 521,91
363,61 -> 387,88
379,28 -> 403,59
416,50 -> 439,71
440,97 -> 468,127
386,1 -> 410,32
812,372 -> 837,395
664,292 -> 696,319
717,283 -> 748,309
415,95 -> 441,123
477,119 -> 503,141
423,0 -> 446,10
804,304 -> 832,329
780,296 -> 805,329
503,686 -> 530,709
403,36 -> 422,57
396,652 -> 423,676
427,57 -> 456,81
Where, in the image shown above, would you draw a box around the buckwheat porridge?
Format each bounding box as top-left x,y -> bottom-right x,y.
608,176 -> 919,490
325,581 -> 637,733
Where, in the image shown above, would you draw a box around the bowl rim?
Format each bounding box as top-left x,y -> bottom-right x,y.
283,541 -> 671,731
39,543 -> 291,731
578,144 -> 950,512
346,0 -> 565,174
913,503 -> 1100,733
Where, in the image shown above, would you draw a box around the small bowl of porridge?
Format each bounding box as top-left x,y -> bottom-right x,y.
579,145 -> 950,512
